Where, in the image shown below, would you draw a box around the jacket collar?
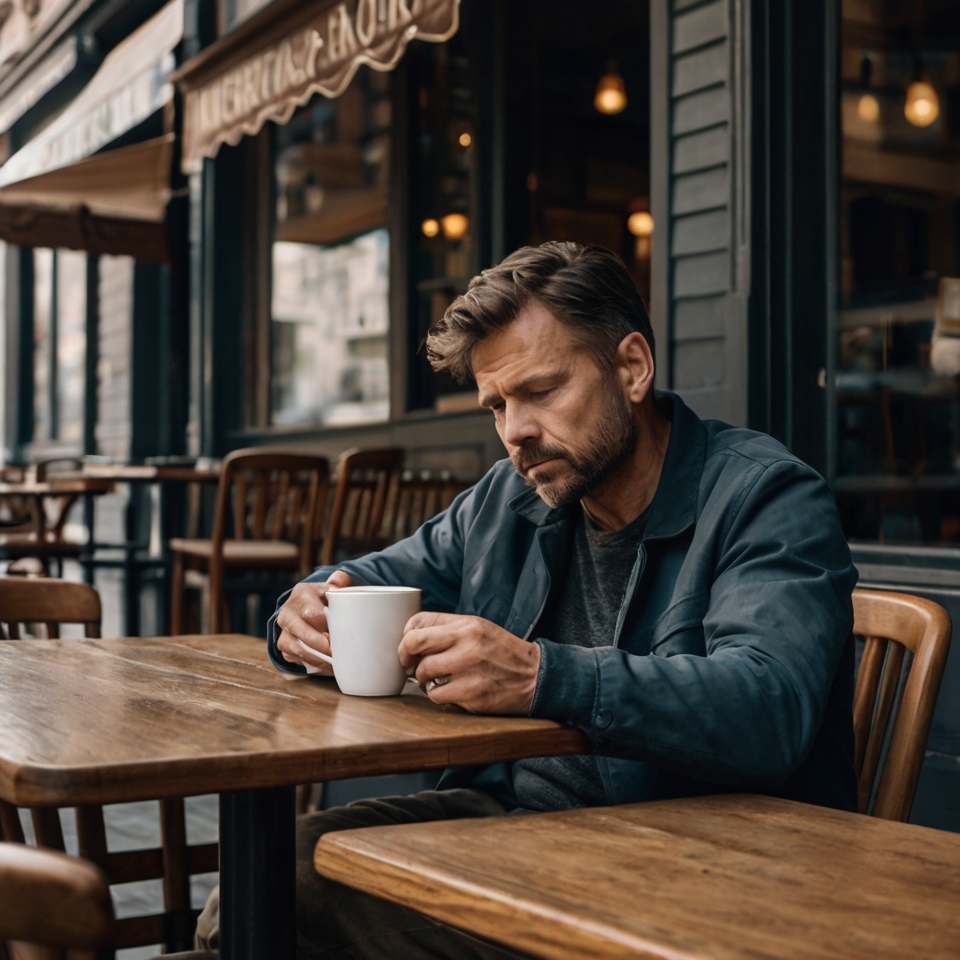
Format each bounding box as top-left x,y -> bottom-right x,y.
509,390 -> 707,539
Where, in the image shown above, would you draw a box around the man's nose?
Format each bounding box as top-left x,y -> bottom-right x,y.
502,401 -> 540,447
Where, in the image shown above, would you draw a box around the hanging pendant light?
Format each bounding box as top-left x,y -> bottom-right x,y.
904,77 -> 939,127
856,56 -> 880,123
595,60 -> 627,115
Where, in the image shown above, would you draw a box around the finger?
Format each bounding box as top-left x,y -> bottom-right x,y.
278,629 -> 333,672
414,649 -> 471,685
327,570 -> 353,588
403,610 -> 462,632
398,625 -> 461,668
277,606 -> 330,648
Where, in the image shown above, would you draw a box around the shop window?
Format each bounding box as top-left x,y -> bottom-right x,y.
836,0 -> 960,544
405,0 -> 649,413
269,73 -> 392,427
32,248 -> 86,445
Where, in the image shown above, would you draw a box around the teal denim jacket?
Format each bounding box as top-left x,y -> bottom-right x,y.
269,393 -> 858,810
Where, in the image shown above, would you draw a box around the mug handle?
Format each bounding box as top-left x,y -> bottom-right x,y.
298,638 -> 333,666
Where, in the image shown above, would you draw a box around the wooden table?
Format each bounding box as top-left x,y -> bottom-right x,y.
316,793 -> 960,960
53,466 -> 221,634
0,633 -> 587,960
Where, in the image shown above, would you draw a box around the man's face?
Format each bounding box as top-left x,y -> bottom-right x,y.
473,301 -> 637,508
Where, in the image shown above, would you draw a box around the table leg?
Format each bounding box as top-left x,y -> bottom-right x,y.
219,786 -> 297,960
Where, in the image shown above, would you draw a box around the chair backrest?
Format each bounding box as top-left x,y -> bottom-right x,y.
321,448 -> 404,565
380,471 -> 469,544
0,577 -> 101,639
0,578 -> 218,955
852,588 -> 951,821
0,841 -> 115,960
210,448 -> 330,577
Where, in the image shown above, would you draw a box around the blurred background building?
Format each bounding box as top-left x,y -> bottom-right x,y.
0,0 -> 957,829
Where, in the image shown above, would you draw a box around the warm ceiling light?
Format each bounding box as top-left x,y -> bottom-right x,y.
627,211 -> 654,237
595,62 -> 627,115
459,132 -> 472,147
421,218 -> 440,238
857,93 -> 880,123
904,78 -> 939,127
440,213 -> 469,240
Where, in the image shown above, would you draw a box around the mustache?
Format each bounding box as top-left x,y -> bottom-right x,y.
512,444 -> 571,475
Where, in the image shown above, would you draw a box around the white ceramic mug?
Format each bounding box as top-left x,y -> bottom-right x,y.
302,586 -> 421,696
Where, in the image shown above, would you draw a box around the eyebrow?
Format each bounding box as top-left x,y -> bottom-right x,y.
478,371 -> 566,408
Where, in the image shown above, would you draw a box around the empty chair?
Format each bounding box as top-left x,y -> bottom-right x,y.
852,587 -> 952,821
0,841 -> 115,960
169,448 -> 330,635
321,448 -> 404,566
0,576 -> 218,956
0,459 -> 84,577
381,471 -> 469,544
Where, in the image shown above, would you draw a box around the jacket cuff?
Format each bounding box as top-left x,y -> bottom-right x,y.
266,592 -> 304,674
529,639 -> 599,727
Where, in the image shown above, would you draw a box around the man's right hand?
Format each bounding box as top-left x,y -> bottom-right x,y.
276,570 -> 353,673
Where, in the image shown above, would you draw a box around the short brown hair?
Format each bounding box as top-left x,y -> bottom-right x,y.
426,241 -> 654,383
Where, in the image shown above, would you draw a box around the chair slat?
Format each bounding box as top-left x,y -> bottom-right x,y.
252,472 -> 269,540
271,470 -> 291,540
859,641 -> 905,814
233,471 -> 248,541
0,800 -> 25,844
30,809 -> 65,852
853,635 -> 885,779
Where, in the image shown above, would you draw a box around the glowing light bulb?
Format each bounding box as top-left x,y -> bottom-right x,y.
627,212 -> 654,237
594,68 -> 627,115
440,213 -> 469,240
857,93 -> 880,123
421,218 -> 440,238
904,79 -> 939,128
459,132 -> 472,147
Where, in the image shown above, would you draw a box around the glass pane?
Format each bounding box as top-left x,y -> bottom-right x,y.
270,72 -> 392,427
56,251 -> 86,444
835,0 -> 960,544
32,248 -> 53,443
407,6 -> 480,411
271,231 -> 389,425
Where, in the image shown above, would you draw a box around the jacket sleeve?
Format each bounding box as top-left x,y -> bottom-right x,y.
529,459 -> 858,789
266,479 -> 479,671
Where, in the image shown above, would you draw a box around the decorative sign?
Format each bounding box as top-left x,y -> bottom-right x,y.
181,0 -> 459,170
0,35 -> 79,136
0,0 -> 182,189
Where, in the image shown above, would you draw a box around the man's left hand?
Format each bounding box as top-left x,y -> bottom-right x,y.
398,613 -> 541,715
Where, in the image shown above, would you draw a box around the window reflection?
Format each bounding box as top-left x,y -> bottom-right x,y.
836,0 -> 960,544
270,72 -> 392,427
56,251 -> 86,443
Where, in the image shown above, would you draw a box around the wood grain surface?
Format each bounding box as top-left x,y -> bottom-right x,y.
0,635 -> 587,807
316,793 -> 960,960
0,479 -> 113,495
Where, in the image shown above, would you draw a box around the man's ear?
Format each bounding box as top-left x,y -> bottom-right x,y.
614,333 -> 655,403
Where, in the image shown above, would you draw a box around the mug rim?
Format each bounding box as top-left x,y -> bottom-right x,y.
327,585 -> 420,594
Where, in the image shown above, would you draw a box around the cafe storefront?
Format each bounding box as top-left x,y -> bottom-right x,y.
0,0 -> 956,831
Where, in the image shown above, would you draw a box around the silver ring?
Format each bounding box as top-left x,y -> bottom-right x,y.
426,674 -> 452,692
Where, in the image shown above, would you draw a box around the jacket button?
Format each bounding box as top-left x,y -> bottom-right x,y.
595,709 -> 612,729
595,734 -> 610,748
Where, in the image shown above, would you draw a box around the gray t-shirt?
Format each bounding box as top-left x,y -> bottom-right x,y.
510,503 -> 649,811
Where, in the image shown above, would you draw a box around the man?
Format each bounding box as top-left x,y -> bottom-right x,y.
200,241 -> 858,958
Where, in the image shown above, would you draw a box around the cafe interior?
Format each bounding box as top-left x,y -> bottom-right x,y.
0,0 -> 959,957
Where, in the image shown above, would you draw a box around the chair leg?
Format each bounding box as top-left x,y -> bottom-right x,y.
170,552 -> 184,636
209,566 -> 224,635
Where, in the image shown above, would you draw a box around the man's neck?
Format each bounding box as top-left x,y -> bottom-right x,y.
581,401 -> 672,532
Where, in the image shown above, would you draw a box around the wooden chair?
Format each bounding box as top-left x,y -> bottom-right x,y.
320,448 -> 405,566
852,588 -> 952,821
0,461 -> 83,577
0,577 -> 218,956
381,471 -> 469,544
0,841 -> 116,960
169,448 -> 330,635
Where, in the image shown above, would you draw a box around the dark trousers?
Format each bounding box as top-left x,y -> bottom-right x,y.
197,789 -> 531,960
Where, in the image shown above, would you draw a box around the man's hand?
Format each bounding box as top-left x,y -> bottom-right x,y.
276,571 -> 353,673
398,613 -> 541,715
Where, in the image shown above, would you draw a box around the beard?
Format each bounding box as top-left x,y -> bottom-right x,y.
511,380 -> 638,508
